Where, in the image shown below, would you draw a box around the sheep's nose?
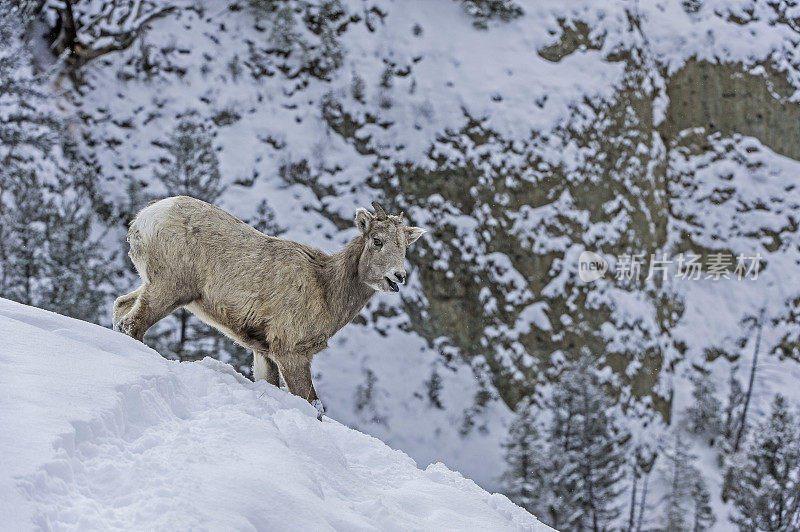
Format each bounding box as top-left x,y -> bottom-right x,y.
394,272 -> 406,284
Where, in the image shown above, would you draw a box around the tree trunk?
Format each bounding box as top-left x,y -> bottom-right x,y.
734,308 -> 765,453
635,472 -> 649,532
627,466 -> 638,532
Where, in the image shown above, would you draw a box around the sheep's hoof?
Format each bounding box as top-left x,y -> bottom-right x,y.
312,399 -> 325,421
117,317 -> 142,342
117,318 -> 133,336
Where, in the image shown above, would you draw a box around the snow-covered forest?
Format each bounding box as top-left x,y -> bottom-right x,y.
3,0 -> 800,530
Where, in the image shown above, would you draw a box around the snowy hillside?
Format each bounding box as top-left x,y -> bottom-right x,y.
0,298 -> 548,531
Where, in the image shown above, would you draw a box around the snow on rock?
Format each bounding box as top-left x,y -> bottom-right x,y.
0,298 -> 549,531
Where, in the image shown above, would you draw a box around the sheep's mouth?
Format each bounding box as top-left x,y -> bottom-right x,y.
385,277 -> 399,292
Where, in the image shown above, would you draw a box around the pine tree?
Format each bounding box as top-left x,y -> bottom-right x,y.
460,0 -> 523,29
685,369 -> 722,441
249,199 -> 285,236
0,4 -> 56,178
0,171 -> 47,304
154,118 -> 225,203
720,365 -> 745,455
691,475 -> 715,532
425,369 -> 444,409
500,398 -> 548,512
0,5 -> 115,323
38,171 -> 116,323
0,163 -> 115,323
727,394 -> 800,531
660,433 -> 715,531
550,356 -> 630,531
246,0 -> 345,82
502,355 -> 630,531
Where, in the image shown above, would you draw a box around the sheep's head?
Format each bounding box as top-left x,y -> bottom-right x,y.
355,202 -> 424,293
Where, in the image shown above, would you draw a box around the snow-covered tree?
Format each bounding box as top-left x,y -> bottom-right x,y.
503,355 -> 630,531
684,369 -> 722,442
459,0 -> 523,29
0,5 -> 115,323
246,0 -> 345,82
690,475 -> 715,532
726,394 -> 800,531
0,4 -> 57,185
0,159 -> 115,324
719,365 -> 745,455
660,433 -> 715,532
500,398 -> 548,512
249,199 -> 285,236
550,356 -> 630,531
154,117 -> 224,203
44,0 -> 175,67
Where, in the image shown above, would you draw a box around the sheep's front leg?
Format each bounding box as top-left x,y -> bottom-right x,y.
113,285 -> 144,326
276,356 -> 324,420
117,283 -> 189,342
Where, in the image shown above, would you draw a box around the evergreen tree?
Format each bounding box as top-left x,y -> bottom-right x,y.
143,118 -> 251,373
691,475 -> 715,532
0,5 -> 115,323
0,162 -> 115,323
154,118 -> 225,203
685,369 -> 722,442
0,171 -> 47,304
246,0 -> 345,82
719,365 -> 745,455
460,0 -> 523,29
143,117 -> 228,362
0,4 -> 56,179
546,357 -> 630,531
249,199 -> 285,236
502,355 -> 630,531
38,171 -> 116,322
500,398 -> 548,512
727,394 -> 800,531
660,433 -> 715,532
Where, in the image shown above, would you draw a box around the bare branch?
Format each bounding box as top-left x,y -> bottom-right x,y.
46,0 -> 175,67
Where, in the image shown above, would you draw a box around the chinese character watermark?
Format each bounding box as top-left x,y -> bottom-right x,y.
577,251 -> 762,283
578,251 -> 608,282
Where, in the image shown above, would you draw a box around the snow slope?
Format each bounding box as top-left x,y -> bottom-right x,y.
0,298 -> 549,531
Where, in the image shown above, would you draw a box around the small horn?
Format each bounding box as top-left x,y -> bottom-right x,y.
371,201 -> 387,220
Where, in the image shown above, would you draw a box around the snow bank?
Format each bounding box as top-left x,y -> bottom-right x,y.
0,298 -> 549,531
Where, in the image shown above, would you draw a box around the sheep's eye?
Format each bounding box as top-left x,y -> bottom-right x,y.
373,238 -> 383,247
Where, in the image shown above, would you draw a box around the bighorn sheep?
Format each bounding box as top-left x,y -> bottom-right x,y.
113,196 -> 424,418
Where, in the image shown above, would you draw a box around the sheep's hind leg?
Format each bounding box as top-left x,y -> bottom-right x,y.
276,356 -> 324,420
253,351 -> 280,387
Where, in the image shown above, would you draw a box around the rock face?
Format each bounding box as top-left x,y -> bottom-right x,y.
391,65 -> 674,416
390,25 -> 800,425
664,60 -> 800,161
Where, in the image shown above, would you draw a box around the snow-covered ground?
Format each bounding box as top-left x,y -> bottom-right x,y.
0,298 -> 549,531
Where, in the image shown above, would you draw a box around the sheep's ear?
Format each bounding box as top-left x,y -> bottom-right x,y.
355,208 -> 374,234
406,226 -> 425,245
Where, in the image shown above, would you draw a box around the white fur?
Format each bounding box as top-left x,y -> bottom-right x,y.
253,352 -> 272,382
128,198 -> 177,282
132,197 -> 177,245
